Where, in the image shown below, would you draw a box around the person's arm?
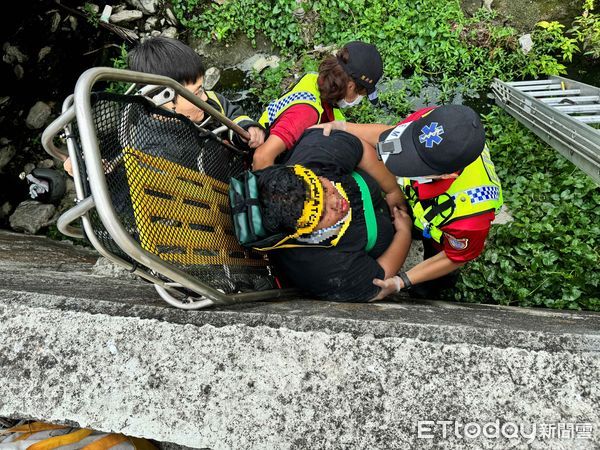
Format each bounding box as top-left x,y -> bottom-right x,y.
252,135 -> 287,169
253,105 -> 319,169
213,92 -> 266,149
357,138 -> 407,211
375,207 -> 412,279
310,121 -> 393,148
372,251 -> 467,300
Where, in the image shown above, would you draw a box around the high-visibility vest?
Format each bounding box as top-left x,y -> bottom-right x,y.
403,145 -> 503,243
258,73 -> 345,128
0,421 -> 155,450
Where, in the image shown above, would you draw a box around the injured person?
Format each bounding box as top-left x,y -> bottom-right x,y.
230,128 -> 413,301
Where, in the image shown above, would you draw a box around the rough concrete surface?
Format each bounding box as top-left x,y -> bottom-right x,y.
0,230 -> 599,449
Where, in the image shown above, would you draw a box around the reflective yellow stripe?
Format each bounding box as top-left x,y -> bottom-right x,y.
80,434 -> 128,450
26,429 -> 93,450
2,423 -> 68,434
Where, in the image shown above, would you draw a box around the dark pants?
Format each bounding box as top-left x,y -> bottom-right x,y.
410,229 -> 459,299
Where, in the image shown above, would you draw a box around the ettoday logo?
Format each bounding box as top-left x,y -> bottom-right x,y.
419,122 -> 444,148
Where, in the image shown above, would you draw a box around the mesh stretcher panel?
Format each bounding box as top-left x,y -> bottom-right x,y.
71,92 -> 273,293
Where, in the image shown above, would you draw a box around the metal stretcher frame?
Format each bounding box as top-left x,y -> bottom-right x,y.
41,67 -> 293,309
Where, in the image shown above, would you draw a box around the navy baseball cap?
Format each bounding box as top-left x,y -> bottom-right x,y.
377,105 -> 486,176
338,41 -> 383,105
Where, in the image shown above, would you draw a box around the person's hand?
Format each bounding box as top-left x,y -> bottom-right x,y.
370,275 -> 402,301
63,157 -> 73,177
246,126 -> 266,149
308,120 -> 347,136
392,206 -> 412,233
385,188 -> 407,214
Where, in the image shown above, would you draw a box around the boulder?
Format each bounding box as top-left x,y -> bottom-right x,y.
0,145 -> 16,172
25,101 -> 52,130
109,10 -> 144,24
9,201 -> 56,234
125,0 -> 159,15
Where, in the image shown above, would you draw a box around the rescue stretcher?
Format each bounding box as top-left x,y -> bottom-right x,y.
42,67 -> 291,309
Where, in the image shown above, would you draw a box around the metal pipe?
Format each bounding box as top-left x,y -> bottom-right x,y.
41,104 -> 75,161
74,67 -> 238,305
57,196 -> 95,238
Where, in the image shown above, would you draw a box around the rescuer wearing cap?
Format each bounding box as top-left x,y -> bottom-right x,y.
235,128 -> 412,301
252,41 -> 384,170
311,105 -> 503,300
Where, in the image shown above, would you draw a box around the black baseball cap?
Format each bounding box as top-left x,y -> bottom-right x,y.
377,105 -> 486,176
338,41 -> 383,105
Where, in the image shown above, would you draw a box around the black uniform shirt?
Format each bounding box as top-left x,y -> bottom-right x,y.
270,129 -> 394,301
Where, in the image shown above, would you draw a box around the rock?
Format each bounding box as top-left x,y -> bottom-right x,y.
2,43 -> 28,64
401,240 -> 424,272
25,101 -> 52,130
36,159 -> 55,169
237,54 -> 281,74
23,163 -> 35,175
144,16 -> 158,31
0,97 -> 9,111
9,201 -> 56,234
125,0 -> 159,15
0,145 -> 16,171
85,3 -> 100,15
518,34 -> 533,54
13,65 -> 24,80
492,204 -> 514,225
68,15 -> 78,31
483,0 -> 493,11
91,257 -> 138,280
150,30 -> 161,37
38,46 -> 52,62
293,7 -> 305,18
0,202 -> 11,221
110,10 -> 143,24
50,12 -> 61,33
0,138 -> 9,146
165,8 -> 178,26
204,67 -> 221,91
160,27 -> 178,39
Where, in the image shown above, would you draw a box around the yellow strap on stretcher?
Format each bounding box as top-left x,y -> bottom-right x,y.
26,429 -> 94,450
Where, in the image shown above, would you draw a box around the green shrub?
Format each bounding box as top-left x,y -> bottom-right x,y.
454,108 -> 600,311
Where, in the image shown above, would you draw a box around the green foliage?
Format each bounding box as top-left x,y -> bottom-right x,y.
171,0 -> 582,98
106,43 -> 130,94
83,3 -> 100,27
570,0 -> 600,59
454,107 -> 600,311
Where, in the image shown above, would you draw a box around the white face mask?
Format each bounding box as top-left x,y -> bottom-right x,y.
337,95 -> 364,109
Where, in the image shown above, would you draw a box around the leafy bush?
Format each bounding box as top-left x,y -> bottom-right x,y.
172,0 -> 580,98
570,0 -> 600,59
454,108 -> 600,311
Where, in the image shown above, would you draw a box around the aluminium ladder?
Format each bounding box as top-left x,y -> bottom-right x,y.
491,76 -> 600,184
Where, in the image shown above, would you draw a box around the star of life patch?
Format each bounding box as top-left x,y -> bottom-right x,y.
445,233 -> 469,250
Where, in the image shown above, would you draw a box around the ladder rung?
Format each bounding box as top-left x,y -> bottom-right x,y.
515,84 -> 562,92
507,80 -> 553,86
542,96 -> 600,104
555,105 -> 600,113
574,115 -> 600,124
528,89 -> 581,97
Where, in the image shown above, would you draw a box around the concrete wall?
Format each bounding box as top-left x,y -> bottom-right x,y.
0,231 -> 599,449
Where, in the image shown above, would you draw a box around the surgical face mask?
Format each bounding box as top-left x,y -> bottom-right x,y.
337,95 -> 364,109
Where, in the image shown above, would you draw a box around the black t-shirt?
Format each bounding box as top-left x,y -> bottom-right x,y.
270,129 -> 395,301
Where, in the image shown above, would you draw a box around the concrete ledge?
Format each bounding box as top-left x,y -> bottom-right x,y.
0,231 -> 599,448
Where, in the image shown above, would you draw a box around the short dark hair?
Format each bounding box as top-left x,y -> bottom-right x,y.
127,36 -> 206,85
258,166 -> 307,234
